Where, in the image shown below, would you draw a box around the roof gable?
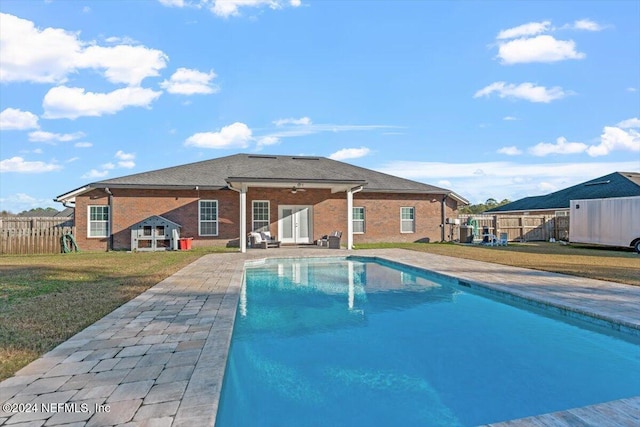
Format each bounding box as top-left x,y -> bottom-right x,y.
486,172 -> 640,213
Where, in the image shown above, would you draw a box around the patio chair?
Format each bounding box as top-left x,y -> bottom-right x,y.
318,231 -> 342,249
497,232 -> 508,246
249,231 -> 281,249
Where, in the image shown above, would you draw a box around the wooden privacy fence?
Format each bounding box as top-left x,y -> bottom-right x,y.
1,225 -> 76,255
458,214 -> 569,242
0,216 -> 72,230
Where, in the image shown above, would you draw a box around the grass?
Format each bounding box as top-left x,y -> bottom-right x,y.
355,242 -> 640,286
0,247 -> 234,380
1,241 -> 638,381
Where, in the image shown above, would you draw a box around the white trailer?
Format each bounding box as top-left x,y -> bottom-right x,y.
570,196 -> 640,252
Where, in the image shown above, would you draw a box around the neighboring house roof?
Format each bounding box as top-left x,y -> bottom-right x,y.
54,207 -> 74,218
56,153 -> 468,204
486,172 -> 640,213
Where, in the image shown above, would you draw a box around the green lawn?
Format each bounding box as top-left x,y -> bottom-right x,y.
0,247 -> 233,380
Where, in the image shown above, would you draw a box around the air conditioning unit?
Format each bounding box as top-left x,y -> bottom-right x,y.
446,218 -> 461,225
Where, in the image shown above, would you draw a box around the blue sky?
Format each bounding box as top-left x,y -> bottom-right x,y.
1,0 -> 639,213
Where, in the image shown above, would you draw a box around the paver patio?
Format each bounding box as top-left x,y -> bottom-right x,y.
1,248 -> 639,426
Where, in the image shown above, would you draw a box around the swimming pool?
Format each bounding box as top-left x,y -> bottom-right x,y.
215,257 -> 640,427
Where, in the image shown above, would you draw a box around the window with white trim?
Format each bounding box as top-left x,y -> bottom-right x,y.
400,207 -> 415,233
88,205 -> 109,238
353,207 -> 365,234
199,200 -> 218,236
252,201 -> 270,232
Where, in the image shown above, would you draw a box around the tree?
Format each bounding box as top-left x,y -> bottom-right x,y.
459,198 -> 510,214
17,207 -> 60,217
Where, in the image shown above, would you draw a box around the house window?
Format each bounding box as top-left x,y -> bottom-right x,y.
353,207 -> 365,233
88,205 -> 109,238
400,207 -> 415,233
252,201 -> 270,232
555,210 -> 569,217
199,200 -> 218,236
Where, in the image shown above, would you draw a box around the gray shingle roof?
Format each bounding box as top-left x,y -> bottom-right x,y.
486,172 -> 640,213
57,154 -> 467,202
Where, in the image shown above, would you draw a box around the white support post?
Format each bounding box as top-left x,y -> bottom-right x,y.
347,188 -> 354,250
239,187 -> 247,253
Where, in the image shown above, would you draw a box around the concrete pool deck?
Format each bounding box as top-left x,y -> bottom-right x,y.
1,247 -> 639,426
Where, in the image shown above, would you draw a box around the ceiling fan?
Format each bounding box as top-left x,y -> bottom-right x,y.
287,186 -> 306,194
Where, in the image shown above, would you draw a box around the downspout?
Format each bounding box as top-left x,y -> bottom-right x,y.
440,194 -> 448,242
104,187 -> 113,251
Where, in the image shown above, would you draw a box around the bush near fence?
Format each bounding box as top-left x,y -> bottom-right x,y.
0,217 -> 76,255
458,214 -> 569,242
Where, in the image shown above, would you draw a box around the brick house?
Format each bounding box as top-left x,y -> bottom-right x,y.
55,154 -> 468,252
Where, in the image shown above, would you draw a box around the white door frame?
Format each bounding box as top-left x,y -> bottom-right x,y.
278,205 -> 313,244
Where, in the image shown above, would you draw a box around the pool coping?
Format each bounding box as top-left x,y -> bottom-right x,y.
1,247 -> 639,426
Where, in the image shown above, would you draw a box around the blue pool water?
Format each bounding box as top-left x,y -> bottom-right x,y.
216,257 -> 640,427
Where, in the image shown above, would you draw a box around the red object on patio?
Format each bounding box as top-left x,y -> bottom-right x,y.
179,237 -> 193,250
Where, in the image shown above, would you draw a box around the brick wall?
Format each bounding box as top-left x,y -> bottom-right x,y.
74,187 -> 459,251
352,193 -> 457,244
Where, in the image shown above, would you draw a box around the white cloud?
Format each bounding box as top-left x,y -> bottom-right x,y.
256,136 -> 280,149
115,150 -> 136,168
82,169 -> 109,179
0,13 -> 82,83
0,108 -> 40,130
502,116 -> 519,121
0,192 -> 58,212
571,19 -> 604,31
77,45 -> 168,86
43,86 -> 162,119
377,160 -> 640,204
474,82 -> 570,103
497,21 -> 551,40
75,142 -> 93,148
537,182 -> 558,193
627,87 -> 638,92
586,126 -> 640,157
497,146 -> 522,156
210,0 -> 284,17
185,122 -> 253,149
158,0 -> 185,6
0,156 -> 62,173
273,116 -> 312,126
497,35 -> 585,64
28,130 -> 86,143
160,68 -> 219,95
290,0 -> 301,6
329,147 -> 371,161
0,13 -> 167,86
528,137 -> 588,156
80,151 -> 134,178
616,117 -> 640,129
115,150 -> 135,161
261,122 -> 397,139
